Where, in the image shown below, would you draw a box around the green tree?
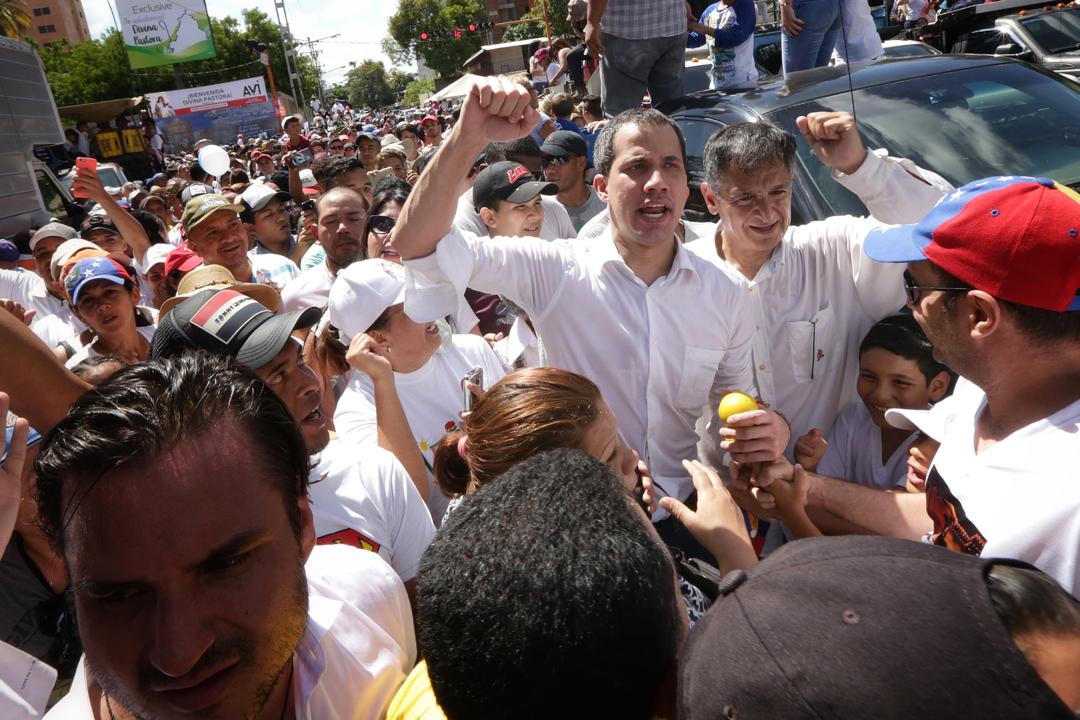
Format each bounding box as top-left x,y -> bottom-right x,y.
388,0 -> 487,80
403,77 -> 436,106
387,69 -> 415,98
501,0 -> 573,42
342,60 -> 395,109
38,9 -> 319,107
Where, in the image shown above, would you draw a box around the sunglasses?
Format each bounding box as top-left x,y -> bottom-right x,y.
903,270 -> 970,306
369,214 -> 396,234
541,155 -> 570,168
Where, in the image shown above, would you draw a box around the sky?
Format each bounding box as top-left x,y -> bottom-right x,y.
86,0 -> 403,88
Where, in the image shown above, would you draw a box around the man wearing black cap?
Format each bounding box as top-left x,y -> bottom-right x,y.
541,130 -> 606,231
152,288 -> 436,588
472,161 -> 559,239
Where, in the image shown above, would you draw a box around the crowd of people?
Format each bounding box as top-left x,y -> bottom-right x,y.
0,19 -> 1078,720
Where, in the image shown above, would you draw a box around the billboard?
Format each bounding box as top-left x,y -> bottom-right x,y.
116,0 -> 217,69
149,76 -> 279,152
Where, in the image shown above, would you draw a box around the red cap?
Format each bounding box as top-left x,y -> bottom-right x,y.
866,177 -> 1080,312
422,115 -> 439,125
164,246 -> 203,277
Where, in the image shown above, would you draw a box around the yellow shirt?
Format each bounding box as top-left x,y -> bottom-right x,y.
386,661 -> 447,720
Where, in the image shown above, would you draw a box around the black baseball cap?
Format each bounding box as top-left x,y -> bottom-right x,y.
179,182 -> 215,207
151,288 -> 319,369
80,215 -> 119,237
679,536 -> 1077,719
473,161 -> 557,212
540,130 -> 588,159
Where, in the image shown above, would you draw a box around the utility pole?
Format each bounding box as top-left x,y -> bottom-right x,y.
274,0 -> 306,112
301,33 -> 340,108
246,41 -> 283,119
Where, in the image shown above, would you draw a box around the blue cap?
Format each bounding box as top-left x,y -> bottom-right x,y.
0,239 -> 18,263
64,256 -> 133,305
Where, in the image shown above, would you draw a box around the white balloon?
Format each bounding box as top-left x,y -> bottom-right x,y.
197,145 -> 231,177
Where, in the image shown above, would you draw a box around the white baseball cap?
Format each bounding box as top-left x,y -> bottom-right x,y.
884,407 -> 946,441
328,259 -> 409,342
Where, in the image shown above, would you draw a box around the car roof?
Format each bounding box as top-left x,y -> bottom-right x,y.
660,54 -> 1017,117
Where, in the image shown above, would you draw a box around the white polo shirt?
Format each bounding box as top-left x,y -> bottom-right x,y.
282,260 -> 335,312
685,150 -> 951,460
919,379 -> 1080,596
403,226 -> 757,508
309,440 -> 435,582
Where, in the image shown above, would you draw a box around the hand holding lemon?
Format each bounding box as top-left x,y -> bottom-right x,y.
718,391 -> 759,424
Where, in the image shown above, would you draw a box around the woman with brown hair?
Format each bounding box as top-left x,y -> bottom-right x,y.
432,367 -> 757,578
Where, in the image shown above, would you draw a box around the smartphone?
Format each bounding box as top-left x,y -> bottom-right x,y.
300,198 -> 316,212
290,148 -> 314,167
370,166 -> 394,183
73,156 -> 97,199
461,366 -> 483,413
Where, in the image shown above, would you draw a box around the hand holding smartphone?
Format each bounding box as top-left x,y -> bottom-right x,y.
72,156 -> 97,199
461,366 -> 483,413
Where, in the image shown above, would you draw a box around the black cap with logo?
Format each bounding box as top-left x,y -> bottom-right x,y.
473,160 -> 557,212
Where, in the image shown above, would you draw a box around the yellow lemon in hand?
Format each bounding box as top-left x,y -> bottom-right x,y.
718,392 -> 759,424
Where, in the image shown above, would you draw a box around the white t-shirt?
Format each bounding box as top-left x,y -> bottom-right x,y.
64,310 -> 157,369
454,188 -> 576,241
833,0 -> 885,63
702,0 -> 757,90
334,334 -> 507,523
247,252 -> 301,290
921,378 -> 1080,596
46,545 -> 415,720
817,400 -> 914,490
309,440 -> 435,581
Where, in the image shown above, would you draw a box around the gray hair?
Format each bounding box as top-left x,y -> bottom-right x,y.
593,108 -> 687,178
703,121 -> 796,192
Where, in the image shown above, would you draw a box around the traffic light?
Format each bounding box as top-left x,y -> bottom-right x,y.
418,21 -> 494,40
420,31 -> 429,40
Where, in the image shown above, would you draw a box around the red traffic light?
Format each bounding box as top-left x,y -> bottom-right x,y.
469,23 -> 477,31
420,31 -> 429,40
453,27 -> 462,38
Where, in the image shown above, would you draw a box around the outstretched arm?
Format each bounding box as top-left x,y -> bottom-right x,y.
394,77 -> 538,261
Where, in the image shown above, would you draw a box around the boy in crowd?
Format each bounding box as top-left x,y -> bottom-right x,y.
690,0 -> 758,91
794,313 -> 950,491
63,256 -> 156,368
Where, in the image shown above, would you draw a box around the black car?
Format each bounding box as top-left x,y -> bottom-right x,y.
660,55 -> 1080,223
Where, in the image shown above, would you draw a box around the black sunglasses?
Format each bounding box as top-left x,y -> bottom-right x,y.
903,270 -> 970,306
369,214 -> 396,234
541,155 -> 570,168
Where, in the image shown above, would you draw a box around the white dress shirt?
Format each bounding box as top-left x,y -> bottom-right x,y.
685,149 -> 951,461
404,226 -> 757,508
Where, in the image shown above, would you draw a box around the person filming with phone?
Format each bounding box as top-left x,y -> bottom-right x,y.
328,258 -> 505,524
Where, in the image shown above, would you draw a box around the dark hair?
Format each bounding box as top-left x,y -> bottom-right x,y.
703,121 -> 796,192
129,209 -> 168,246
986,563 -> 1080,641
859,312 -> 949,383
395,122 -> 418,138
190,162 -> 209,183
930,263 -> 1080,345
594,108 -> 687,178
311,155 -> 365,189
581,95 -> 602,119
418,448 -> 681,720
34,353 -> 311,553
432,367 -> 603,495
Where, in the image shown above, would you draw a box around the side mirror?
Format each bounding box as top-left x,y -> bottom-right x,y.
994,42 -> 1023,55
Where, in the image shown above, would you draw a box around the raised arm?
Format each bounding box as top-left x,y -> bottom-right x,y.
393,77 -> 538,261
71,168 -> 151,264
0,310 -> 90,434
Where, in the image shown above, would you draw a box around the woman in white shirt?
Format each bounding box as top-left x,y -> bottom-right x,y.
330,259 -> 505,522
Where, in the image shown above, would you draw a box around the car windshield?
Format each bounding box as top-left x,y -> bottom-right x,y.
768,63 -> 1080,216
1019,9 -> 1080,54
59,166 -> 123,193
884,44 -> 936,58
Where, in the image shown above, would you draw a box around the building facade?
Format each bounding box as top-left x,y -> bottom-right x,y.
484,0 -> 531,42
23,0 -> 90,46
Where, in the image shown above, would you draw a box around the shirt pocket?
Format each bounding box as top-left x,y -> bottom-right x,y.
785,305 -> 833,384
676,346 -> 726,409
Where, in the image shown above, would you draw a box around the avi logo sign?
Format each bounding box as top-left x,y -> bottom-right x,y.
242,82 -> 264,96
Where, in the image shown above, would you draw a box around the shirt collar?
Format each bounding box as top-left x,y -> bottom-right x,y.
590,226 -> 697,281
293,593 -> 343,714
